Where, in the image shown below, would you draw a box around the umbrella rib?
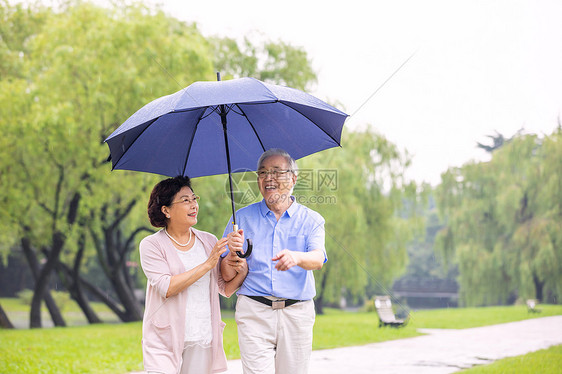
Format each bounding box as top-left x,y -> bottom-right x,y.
110,117 -> 159,170
278,101 -> 342,146
180,109 -> 206,176
235,104 -> 266,153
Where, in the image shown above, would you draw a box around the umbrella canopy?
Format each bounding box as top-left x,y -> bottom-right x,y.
105,76 -> 348,257
105,77 -> 348,178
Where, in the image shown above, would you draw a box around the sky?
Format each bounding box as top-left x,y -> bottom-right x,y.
145,0 -> 562,186
40,0 -> 546,185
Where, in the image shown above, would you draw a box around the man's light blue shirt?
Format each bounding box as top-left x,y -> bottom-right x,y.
222,197 -> 326,300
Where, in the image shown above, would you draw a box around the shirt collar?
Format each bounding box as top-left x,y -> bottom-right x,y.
259,196 -> 298,217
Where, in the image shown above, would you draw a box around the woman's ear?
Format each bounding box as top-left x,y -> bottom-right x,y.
161,205 -> 170,219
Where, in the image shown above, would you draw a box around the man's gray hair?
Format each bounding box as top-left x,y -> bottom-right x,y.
257,148 -> 298,175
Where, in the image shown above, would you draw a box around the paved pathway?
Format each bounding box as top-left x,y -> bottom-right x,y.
223,316 -> 562,373
132,316 -> 562,373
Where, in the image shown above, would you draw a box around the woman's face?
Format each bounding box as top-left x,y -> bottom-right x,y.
164,186 -> 199,227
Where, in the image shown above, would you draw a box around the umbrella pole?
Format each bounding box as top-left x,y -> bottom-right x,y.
216,72 -> 238,229
219,107 -> 238,229
217,73 -> 252,258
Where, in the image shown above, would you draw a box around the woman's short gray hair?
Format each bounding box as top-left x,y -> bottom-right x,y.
257,148 -> 298,175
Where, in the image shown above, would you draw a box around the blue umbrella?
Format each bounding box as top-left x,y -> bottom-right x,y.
105,74 -> 348,257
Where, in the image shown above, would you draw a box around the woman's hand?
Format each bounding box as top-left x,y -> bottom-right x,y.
205,237 -> 228,270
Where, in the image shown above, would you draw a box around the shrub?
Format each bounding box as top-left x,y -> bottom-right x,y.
51,291 -> 71,312
16,289 -> 71,312
16,289 -> 33,305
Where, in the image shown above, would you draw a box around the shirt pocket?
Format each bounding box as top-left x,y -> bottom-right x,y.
288,235 -> 307,252
145,318 -> 173,352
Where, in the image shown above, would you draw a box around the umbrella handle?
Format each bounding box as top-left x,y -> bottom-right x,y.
233,224 -> 253,258
237,239 -> 253,258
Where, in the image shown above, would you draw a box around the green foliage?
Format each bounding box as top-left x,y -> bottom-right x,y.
296,128 -> 424,305
0,0 -> 214,265
0,0 -> 421,322
194,128 -> 422,308
361,298 -> 377,312
210,35 -> 317,90
0,322 -> 143,373
313,308 -> 419,349
16,289 -> 33,305
436,129 -> 562,306
409,304 -> 562,329
50,291 -> 71,312
1,304 -> 560,372
16,290 -> 72,312
459,344 -> 562,374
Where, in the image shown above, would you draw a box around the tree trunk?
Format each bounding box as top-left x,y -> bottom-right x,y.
54,232 -> 102,324
0,303 -> 14,329
56,264 -> 102,324
314,266 -> 330,315
88,201 -> 149,322
533,273 -> 544,301
21,236 -> 66,328
74,270 -> 129,321
111,269 -> 143,321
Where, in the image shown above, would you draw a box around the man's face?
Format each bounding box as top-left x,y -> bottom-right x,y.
257,155 -> 297,205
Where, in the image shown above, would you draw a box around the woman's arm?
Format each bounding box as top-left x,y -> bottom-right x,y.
223,260 -> 248,297
220,229 -> 246,282
220,251 -> 241,282
166,237 -> 228,298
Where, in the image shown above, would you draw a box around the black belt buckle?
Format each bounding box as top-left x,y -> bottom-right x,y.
247,295 -> 301,309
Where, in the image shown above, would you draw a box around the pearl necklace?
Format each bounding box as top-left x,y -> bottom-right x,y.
164,228 -> 192,247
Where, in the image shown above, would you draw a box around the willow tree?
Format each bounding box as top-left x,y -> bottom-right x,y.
436,131 -> 562,306
296,128 -> 421,312
1,0 -> 323,325
0,0 -> 215,326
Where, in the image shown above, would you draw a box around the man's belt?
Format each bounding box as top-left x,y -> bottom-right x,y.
246,295 -> 302,309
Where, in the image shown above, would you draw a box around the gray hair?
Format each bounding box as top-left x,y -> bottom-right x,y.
257,148 -> 298,175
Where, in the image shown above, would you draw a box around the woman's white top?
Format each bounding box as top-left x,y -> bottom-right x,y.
176,237 -> 212,347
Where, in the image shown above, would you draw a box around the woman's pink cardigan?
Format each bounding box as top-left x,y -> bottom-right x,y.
139,228 -> 228,374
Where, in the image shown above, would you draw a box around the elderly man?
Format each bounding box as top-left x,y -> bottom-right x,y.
221,148 -> 326,374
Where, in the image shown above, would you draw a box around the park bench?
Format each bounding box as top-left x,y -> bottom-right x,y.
374,295 -> 409,328
526,299 -> 541,313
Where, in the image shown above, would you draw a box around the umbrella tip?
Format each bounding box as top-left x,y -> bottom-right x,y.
216,72 -> 221,81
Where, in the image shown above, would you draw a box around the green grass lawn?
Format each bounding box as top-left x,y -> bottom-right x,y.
1,297 -> 120,328
1,299 -> 561,373
0,322 -> 143,374
408,303 -> 562,329
459,344 -> 562,374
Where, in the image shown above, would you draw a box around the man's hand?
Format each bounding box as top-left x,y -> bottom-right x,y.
227,229 -> 244,255
272,249 -> 325,271
223,250 -> 247,273
272,249 -> 300,271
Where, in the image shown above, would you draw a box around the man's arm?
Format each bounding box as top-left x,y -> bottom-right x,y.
272,248 -> 325,271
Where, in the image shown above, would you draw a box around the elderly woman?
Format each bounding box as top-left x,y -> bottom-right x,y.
140,176 -> 247,374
